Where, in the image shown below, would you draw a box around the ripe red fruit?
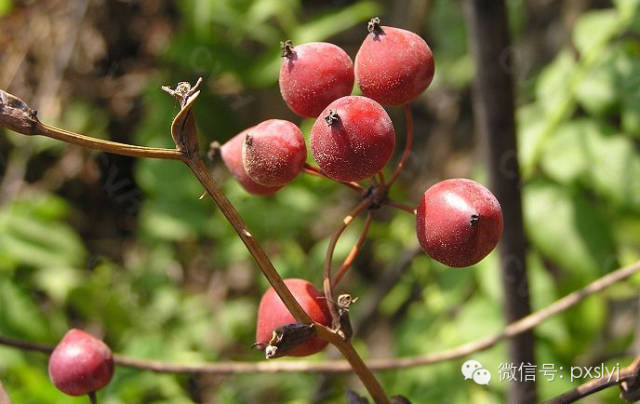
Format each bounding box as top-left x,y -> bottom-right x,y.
310,96 -> 395,182
220,129 -> 282,195
256,279 -> 331,357
416,179 -> 503,267
279,40 -> 354,118
48,329 -> 114,396
242,119 -> 306,187
355,17 -> 435,106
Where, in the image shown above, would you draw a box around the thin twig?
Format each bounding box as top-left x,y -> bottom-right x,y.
303,163 -> 363,192
332,212 -> 373,287
37,123 -> 184,160
323,199 -> 372,330
186,157 -> 311,324
387,104 -> 413,186
384,200 -> 416,215
3,260 -> 639,374
545,357 -> 640,403
88,391 -> 97,404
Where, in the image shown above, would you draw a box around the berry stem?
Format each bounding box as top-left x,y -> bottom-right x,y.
303,163 -> 363,192
332,212 -> 373,287
388,104 -> 414,186
323,199 -> 371,331
187,157 -> 311,324
88,391 -> 97,404
36,120 -> 183,161
384,200 -> 416,215
377,171 -> 386,185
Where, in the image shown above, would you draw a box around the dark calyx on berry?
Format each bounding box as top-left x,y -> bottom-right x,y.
367,17 -> 383,36
280,40 -> 295,58
324,109 -> 340,126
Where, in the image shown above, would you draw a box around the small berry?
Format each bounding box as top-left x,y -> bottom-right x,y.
256,279 -> 331,357
355,17 -> 435,106
48,329 -> 114,396
242,119 -> 306,187
416,179 -> 503,267
220,129 -> 282,195
279,41 -> 354,118
310,96 -> 395,182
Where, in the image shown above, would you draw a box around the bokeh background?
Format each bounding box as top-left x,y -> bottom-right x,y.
1,0 -> 640,403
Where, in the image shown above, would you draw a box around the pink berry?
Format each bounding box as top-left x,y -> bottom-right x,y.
416,179 -> 503,267
256,279 -> 331,357
220,129 -> 283,195
279,40 -> 354,118
355,17 -> 435,106
310,96 -> 395,182
48,329 -> 114,396
242,119 -> 306,187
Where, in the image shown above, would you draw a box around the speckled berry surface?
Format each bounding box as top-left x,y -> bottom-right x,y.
242,119 -> 306,187
355,24 -> 434,106
256,279 -> 331,357
221,129 -> 283,195
48,329 -> 114,396
416,179 -> 503,267
310,96 -> 395,182
279,42 -> 354,118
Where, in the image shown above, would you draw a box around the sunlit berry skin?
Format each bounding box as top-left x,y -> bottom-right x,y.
256,279 -> 331,357
242,119 -> 306,187
221,129 -> 282,195
355,20 -> 435,106
48,329 -> 114,396
310,96 -> 395,182
416,179 -> 503,267
279,41 -> 354,118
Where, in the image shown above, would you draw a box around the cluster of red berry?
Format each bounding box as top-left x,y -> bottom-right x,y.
45,18 -> 503,399
248,19 -> 503,357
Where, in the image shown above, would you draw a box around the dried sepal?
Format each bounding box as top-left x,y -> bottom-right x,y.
255,323 -> 316,359
336,294 -> 358,341
0,89 -> 39,135
162,78 -> 203,157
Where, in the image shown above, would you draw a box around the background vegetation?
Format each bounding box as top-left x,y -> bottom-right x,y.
0,0 -> 639,402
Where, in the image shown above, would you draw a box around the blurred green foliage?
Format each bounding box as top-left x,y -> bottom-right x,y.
1,0 -> 640,403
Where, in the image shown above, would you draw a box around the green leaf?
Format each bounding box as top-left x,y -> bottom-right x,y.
541,119 -> 640,212
523,181 -> 617,280
573,10 -> 620,56
574,53 -> 619,116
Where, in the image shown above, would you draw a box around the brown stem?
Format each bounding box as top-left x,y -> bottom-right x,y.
1,259 -> 640,375
37,122 -> 184,160
88,391 -> 97,404
388,104 -> 413,186
323,199 -> 372,330
315,326 -> 390,404
545,357 -> 640,404
384,200 -> 416,215
186,157 -> 310,323
332,212 -> 373,287
377,171 -> 386,185
303,163 -> 363,192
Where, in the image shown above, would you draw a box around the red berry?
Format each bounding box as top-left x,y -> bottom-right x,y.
355,17 -> 435,106
220,129 -> 282,195
48,329 -> 114,396
242,119 -> 306,187
416,179 -> 503,267
310,96 -> 395,182
279,40 -> 354,118
256,279 -> 331,357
